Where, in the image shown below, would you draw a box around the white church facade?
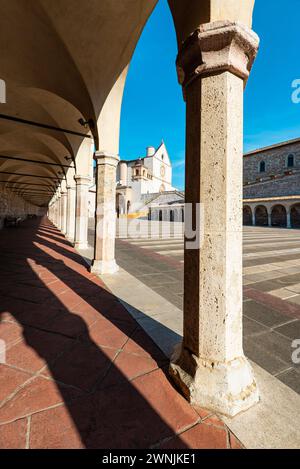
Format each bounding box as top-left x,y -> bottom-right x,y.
88,142 -> 184,219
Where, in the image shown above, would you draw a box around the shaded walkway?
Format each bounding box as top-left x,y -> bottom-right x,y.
0,217 -> 240,449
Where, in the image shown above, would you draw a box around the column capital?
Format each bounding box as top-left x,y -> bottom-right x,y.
74,175 -> 90,185
94,151 -> 120,167
176,21 -> 259,89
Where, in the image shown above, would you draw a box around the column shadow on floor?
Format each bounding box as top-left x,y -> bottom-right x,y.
0,217 -> 190,449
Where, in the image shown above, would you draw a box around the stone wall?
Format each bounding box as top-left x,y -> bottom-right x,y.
243,140 -> 300,183
0,188 -> 39,229
244,172 -> 300,199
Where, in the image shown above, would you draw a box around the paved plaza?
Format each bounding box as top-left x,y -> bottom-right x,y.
97,226 -> 300,395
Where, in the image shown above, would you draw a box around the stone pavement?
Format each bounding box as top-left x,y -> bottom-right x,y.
108,226 -> 300,395
0,217 -> 241,449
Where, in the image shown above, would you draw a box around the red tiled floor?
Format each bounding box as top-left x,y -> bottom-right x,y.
0,418 -> 27,449
0,217 -> 234,449
0,365 -> 32,404
100,350 -> 160,389
159,423 -> 229,449
0,376 -> 82,424
42,341 -> 118,391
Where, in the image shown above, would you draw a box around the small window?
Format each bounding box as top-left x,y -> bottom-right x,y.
287,154 -> 294,168
259,161 -> 266,173
161,154 -> 164,160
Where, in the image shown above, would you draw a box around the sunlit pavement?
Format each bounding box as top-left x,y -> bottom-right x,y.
0,217 -> 242,449
108,226 -> 300,395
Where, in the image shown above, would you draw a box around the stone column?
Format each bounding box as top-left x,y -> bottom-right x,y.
252,210 -> 256,226
66,185 -> 76,242
268,212 -> 272,227
60,191 -> 67,234
170,21 -> 260,416
287,211 -> 292,229
57,194 -> 62,230
90,152 -> 119,274
55,198 -> 59,227
74,175 -> 90,249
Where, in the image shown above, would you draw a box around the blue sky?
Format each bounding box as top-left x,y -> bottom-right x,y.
120,0 -> 300,190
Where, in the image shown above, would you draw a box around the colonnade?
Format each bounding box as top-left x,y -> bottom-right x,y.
44,0 -> 269,419
243,201 -> 300,228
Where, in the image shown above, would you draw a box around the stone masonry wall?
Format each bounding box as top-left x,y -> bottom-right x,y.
243,141 -> 300,183
0,188 -> 38,229
244,173 -> 300,199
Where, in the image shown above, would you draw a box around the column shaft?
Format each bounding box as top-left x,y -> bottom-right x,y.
90,152 -> 119,274
170,21 -> 260,416
61,192 -> 67,234
74,176 -> 90,250
66,186 -> 76,242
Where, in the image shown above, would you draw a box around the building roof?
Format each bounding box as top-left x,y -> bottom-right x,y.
120,141 -> 166,164
244,137 -> 300,158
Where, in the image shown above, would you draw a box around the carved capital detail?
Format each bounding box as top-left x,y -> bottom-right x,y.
176,21 -> 259,89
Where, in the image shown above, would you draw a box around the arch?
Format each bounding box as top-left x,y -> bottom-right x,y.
127,200 -> 131,214
243,205 -> 252,226
170,209 -> 174,222
290,204 -> 300,228
159,210 -> 163,222
255,205 -> 268,226
271,205 -> 287,227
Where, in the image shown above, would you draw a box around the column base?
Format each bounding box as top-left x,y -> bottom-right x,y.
169,344 -> 260,417
90,259 -> 119,275
65,235 -> 75,243
74,241 -> 89,250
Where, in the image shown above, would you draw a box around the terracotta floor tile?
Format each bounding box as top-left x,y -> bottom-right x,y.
159,422 -> 229,449
0,365 -> 32,403
30,405 -> 84,449
6,328 -> 75,373
0,417 -> 27,449
131,368 -> 199,435
27,377 -> 196,449
123,328 -> 168,363
100,350 -> 159,389
85,320 -> 135,350
0,321 -> 23,349
229,432 -> 244,449
43,341 -> 118,391
0,376 -> 82,424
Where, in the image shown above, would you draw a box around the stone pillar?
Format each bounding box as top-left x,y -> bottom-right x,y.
90,152 -> 119,274
60,191 -> 67,234
252,210 -> 256,226
268,212 -> 272,227
57,194 -> 62,230
55,198 -> 59,226
170,21 -> 260,416
74,175 -> 90,249
66,185 -> 76,242
287,211 -> 292,229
